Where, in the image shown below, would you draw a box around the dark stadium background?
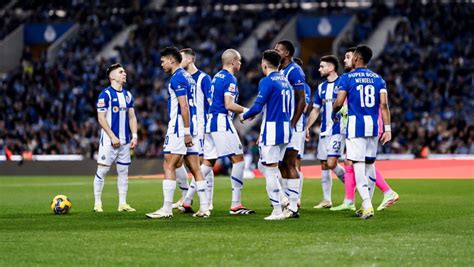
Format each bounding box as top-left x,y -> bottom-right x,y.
0,0 -> 472,171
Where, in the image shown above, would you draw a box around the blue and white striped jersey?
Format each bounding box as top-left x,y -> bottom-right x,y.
167,68 -> 198,137
337,67 -> 387,138
280,61 -> 306,132
190,69 -> 212,137
243,71 -> 293,145
96,86 -> 134,145
313,77 -> 344,136
207,69 -> 239,133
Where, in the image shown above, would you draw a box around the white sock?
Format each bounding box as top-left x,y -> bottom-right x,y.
200,164 -> 214,206
321,170 -> 332,202
196,180 -> 209,212
298,171 -> 304,203
354,162 -> 372,209
287,178 -> 300,211
230,161 -> 244,208
94,165 -> 110,206
366,163 -> 376,199
262,165 -> 282,215
332,164 -> 345,183
116,164 -> 129,206
280,177 -> 289,199
183,178 -> 196,206
162,180 -> 176,213
175,165 -> 189,198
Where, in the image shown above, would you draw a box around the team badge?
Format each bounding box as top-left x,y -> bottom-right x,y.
101,155 -> 106,160
125,95 -> 131,104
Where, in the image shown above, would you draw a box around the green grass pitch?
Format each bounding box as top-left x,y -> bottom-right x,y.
0,176 -> 473,266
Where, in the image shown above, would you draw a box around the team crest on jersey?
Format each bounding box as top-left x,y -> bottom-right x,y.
101,155 -> 106,160
228,83 -> 236,92
334,86 -> 340,93
125,95 -> 131,104
113,106 -> 119,113
97,98 -> 105,107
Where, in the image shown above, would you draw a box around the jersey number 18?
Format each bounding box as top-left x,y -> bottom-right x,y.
356,84 -> 375,108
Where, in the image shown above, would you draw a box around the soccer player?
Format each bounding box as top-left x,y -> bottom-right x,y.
240,50 -> 293,220
274,40 -> 306,214
333,45 -> 392,219
292,57 -> 311,206
331,47 -> 399,211
93,63 -> 137,213
146,47 -> 210,219
305,55 -> 346,209
204,48 -> 255,215
173,48 -> 214,212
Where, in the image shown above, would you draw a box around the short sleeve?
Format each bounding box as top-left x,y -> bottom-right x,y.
380,78 -> 387,94
96,90 -> 110,112
127,91 -> 134,108
337,74 -> 349,92
313,84 -> 322,109
201,74 -> 212,99
304,83 -> 311,104
288,66 -> 305,91
224,76 -> 237,97
171,75 -> 188,97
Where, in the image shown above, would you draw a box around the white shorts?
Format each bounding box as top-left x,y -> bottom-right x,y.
163,133 -> 200,155
286,131 -> 305,158
203,133 -> 218,160
259,143 -> 288,164
345,136 -> 378,162
317,134 -> 345,160
198,135 -> 204,156
204,131 -> 243,159
97,142 -> 131,166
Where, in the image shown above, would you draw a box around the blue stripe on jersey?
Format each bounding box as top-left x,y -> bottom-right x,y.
281,61 -> 306,132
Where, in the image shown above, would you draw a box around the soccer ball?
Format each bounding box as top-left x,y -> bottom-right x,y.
51,195 -> 72,214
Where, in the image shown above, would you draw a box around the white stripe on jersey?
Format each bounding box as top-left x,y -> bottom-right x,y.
195,73 -> 206,137
363,115 -> 374,137
283,121 -> 290,143
117,92 -> 127,143
266,121 -> 276,145
348,115 -> 356,139
322,83 -> 334,136
168,83 -> 184,135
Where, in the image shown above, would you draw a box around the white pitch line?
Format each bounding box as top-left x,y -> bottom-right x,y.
0,179 -> 160,188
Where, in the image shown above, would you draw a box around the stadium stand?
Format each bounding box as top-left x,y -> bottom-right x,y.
0,1 -> 472,159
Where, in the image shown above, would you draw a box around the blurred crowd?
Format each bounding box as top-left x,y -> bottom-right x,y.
302,2 -> 473,157
1,2 -> 472,159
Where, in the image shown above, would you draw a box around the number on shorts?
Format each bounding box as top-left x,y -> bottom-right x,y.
332,141 -> 341,150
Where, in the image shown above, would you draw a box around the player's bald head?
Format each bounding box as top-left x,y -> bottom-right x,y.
221,49 -> 241,65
